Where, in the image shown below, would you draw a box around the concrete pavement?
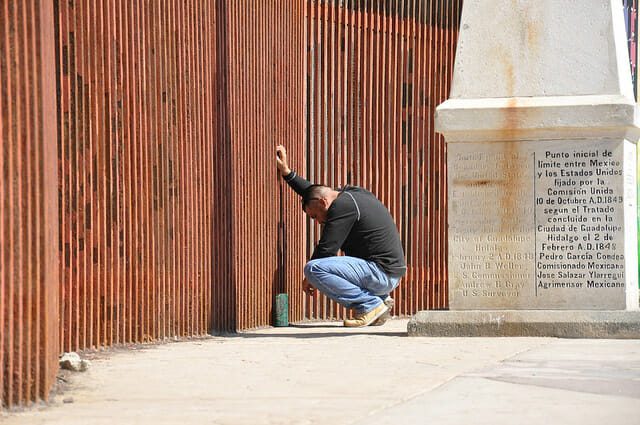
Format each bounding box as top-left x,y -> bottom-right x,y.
1,319 -> 639,425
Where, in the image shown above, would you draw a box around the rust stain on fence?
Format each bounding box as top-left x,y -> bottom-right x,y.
304,0 -> 462,319
1,0 -> 59,408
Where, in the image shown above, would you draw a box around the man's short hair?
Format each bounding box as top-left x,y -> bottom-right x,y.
301,185 -> 330,210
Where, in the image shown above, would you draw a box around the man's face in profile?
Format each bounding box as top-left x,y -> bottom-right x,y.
303,199 -> 329,224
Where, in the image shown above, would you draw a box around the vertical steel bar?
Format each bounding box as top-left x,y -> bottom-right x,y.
38,0 -> 59,399
14,0 -> 25,399
166,0 -> 176,336
427,0 -> 435,308
437,0 -> 445,308
185,0 -> 194,335
2,0 -> 15,404
94,0 -> 104,348
102,0 -> 114,347
20,0 -> 34,402
417,0 -> 426,311
85,0 -> 95,349
139,0 -> 150,342
0,2 -> 5,405
157,0 -> 168,339
230,0 -> 240,329
79,0 -> 89,349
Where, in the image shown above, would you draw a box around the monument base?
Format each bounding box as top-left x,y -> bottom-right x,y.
407,310 -> 640,339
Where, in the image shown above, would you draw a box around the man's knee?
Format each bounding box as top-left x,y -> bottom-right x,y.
304,259 -> 322,280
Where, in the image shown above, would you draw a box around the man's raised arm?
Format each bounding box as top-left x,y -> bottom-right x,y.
276,145 -> 312,196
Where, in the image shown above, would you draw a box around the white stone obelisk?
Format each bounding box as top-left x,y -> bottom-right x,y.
409,0 -> 640,337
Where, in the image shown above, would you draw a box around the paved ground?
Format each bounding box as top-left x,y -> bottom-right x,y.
1,319 -> 639,425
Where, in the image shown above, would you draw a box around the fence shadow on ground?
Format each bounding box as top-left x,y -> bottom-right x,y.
234,323 -> 408,339
234,332 -> 408,339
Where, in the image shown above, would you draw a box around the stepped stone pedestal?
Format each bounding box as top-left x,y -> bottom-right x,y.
408,0 -> 640,338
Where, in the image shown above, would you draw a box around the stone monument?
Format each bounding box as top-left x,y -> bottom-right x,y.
408,0 -> 640,337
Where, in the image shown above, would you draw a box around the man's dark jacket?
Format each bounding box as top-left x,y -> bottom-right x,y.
284,171 -> 407,278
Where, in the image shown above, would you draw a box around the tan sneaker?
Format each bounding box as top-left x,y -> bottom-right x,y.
344,303 -> 389,328
371,297 -> 394,326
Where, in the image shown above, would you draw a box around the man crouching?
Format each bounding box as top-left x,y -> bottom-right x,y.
276,145 -> 406,327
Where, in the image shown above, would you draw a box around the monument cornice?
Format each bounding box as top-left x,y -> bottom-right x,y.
436,95 -> 640,143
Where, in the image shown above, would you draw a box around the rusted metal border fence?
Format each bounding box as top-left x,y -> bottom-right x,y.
304,0 -> 462,319
1,0 -> 59,409
3,0 -> 305,408
2,0 -> 462,409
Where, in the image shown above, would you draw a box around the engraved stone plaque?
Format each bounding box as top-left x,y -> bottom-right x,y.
448,139 -> 637,310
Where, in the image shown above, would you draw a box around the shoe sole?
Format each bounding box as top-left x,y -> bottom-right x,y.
344,304 -> 389,328
371,298 -> 394,326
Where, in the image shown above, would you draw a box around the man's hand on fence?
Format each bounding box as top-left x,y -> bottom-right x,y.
276,145 -> 291,176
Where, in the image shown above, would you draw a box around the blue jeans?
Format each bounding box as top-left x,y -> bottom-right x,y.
304,256 -> 401,314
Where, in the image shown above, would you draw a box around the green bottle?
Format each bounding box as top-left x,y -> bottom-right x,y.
274,294 -> 288,327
